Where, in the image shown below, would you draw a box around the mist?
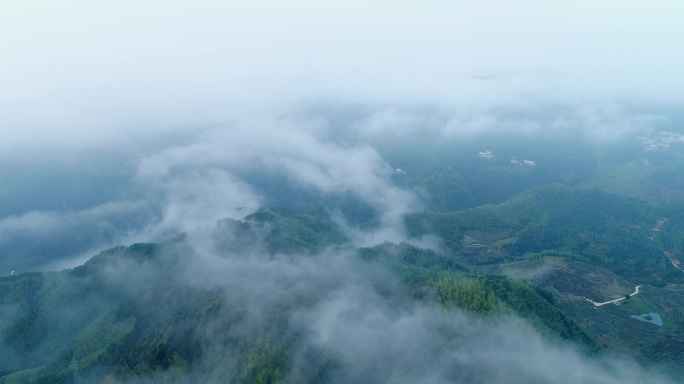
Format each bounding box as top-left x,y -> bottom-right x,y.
2,1 -> 684,382
26,224 -> 669,384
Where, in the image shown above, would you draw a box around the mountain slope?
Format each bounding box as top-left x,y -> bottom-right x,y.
405,184 -> 683,286
0,213 -> 602,383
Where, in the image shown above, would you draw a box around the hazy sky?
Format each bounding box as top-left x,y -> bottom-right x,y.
2,1 -> 684,270
1,0 -> 683,151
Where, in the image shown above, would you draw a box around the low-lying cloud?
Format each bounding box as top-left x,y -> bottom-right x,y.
95,228 -> 676,383
0,101 -> 672,273
1,116 -> 424,271
2,1 -> 681,269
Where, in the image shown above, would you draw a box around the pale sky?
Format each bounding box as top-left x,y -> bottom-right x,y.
1,0 -> 683,150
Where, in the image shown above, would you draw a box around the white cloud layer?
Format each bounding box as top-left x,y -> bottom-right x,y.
1,0 -> 683,151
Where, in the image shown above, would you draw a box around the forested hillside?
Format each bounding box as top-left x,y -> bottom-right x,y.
5,147 -> 684,382
0,214 -> 602,383
405,184 -> 684,286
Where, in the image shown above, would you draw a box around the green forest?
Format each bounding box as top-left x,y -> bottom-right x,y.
4,133 -> 684,383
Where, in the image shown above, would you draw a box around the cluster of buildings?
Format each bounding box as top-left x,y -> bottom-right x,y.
640,131 -> 684,151
511,159 -> 537,167
649,218 -> 668,240
478,151 -> 494,159
478,150 -> 536,166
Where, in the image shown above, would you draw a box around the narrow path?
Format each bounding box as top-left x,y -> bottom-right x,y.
586,286 -> 642,307
664,252 -> 684,273
649,218 -> 682,273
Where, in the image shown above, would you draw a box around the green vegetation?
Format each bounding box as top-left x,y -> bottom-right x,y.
405,184 -> 684,286
435,275 -> 596,350
0,220 -> 598,383
211,208 -> 348,257
4,132 -> 684,382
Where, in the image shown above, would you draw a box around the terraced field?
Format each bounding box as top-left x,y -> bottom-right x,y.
474,256 -> 684,374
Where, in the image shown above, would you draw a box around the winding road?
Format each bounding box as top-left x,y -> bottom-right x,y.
586,286 -> 642,307
664,252 -> 684,273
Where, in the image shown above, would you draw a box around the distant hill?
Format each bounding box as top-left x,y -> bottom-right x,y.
405,184 -> 684,286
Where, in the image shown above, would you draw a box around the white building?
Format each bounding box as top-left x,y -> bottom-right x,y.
478,151 -> 494,159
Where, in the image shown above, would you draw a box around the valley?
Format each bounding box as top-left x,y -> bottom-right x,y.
3,129 -> 684,383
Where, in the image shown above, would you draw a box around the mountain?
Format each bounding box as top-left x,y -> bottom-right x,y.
0,210 -> 616,383
405,184 -> 684,286
3,131 -> 684,383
